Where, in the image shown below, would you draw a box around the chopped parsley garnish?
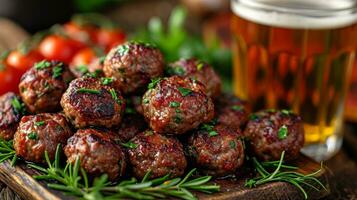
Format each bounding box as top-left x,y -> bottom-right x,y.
11,97 -> 25,115
167,66 -> 185,76
34,121 -> 45,127
125,107 -> 135,114
178,87 -> 192,96
110,89 -> 122,105
148,78 -> 161,89
143,98 -> 149,104
231,105 -> 243,111
35,60 -> 51,70
174,115 -> 182,123
169,101 -> 180,108
281,109 -> 292,115
76,65 -> 88,74
145,130 -> 154,136
99,56 -> 106,65
52,64 -> 63,78
249,113 -> 259,120
76,88 -> 101,94
209,131 -> 218,137
28,132 -> 38,140
121,141 -> 138,149
196,62 -> 204,71
175,108 -> 181,113
101,77 -> 113,85
117,45 -> 129,55
229,141 -> 237,149
278,125 -> 288,139
266,109 -> 276,113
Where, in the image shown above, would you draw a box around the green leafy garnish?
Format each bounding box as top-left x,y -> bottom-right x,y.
109,89 -> 122,105
169,101 -> 180,108
34,121 -> 45,127
281,109 -> 292,115
101,77 -> 113,85
209,131 -> 218,137
278,125 -> 288,139
174,115 -> 182,123
245,151 -> 326,199
52,64 -> 63,78
231,105 -> 243,111
11,97 -> 25,115
117,44 -> 129,55
249,113 -> 259,120
76,65 -> 88,74
229,141 -> 237,149
35,60 -> 51,70
0,139 -> 17,166
76,88 -> 101,95
178,87 -> 192,96
167,66 -> 186,76
121,141 -> 138,149
143,98 -> 149,104
148,78 -> 162,89
196,62 -> 204,71
28,132 -> 38,140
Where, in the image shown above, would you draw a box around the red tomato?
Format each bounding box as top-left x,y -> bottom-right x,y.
63,22 -> 96,43
39,35 -> 86,63
6,50 -> 43,73
93,29 -> 126,52
70,48 -> 97,66
0,62 -> 21,95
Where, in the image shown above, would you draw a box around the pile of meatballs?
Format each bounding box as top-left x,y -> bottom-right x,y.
0,41 -> 305,181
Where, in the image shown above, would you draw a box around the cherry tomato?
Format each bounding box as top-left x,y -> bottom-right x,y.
0,62 -> 21,95
93,29 -> 126,52
63,22 -> 96,43
70,48 -> 98,66
6,50 -> 43,73
39,35 -> 86,63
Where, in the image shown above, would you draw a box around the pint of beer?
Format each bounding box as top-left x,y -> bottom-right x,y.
231,0 -> 357,160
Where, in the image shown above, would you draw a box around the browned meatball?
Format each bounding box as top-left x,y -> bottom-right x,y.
19,60 -> 74,113
0,93 -> 25,140
103,41 -> 164,94
64,128 -> 126,181
167,58 -> 221,98
60,76 -> 125,129
142,76 -> 214,135
13,113 -> 73,163
127,130 -> 187,179
187,124 -> 245,176
215,93 -> 249,130
244,109 -> 305,161
116,113 -> 147,142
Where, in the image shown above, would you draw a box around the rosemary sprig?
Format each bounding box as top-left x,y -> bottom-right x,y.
27,145 -> 220,200
0,140 -> 17,166
245,151 -> 326,199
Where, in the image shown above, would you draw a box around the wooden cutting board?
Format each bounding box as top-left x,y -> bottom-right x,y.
0,155 -> 329,200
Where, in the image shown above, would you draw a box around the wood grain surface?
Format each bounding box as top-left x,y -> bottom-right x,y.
0,154 -> 329,200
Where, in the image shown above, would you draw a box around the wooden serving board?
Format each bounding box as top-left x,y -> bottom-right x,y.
0,155 -> 329,200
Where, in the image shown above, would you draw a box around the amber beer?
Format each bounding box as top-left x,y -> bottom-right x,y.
231,0 -> 357,160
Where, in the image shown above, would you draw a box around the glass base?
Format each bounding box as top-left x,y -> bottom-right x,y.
301,134 -> 343,161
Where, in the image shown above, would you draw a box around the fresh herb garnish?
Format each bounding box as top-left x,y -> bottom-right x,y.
231,105 -> 243,111
76,65 -> 88,74
209,131 -> 218,137
229,141 -> 237,149
101,77 -> 113,85
35,60 -> 51,70
281,109 -> 292,115
109,89 -> 122,105
35,121 -> 45,127
0,139 -> 17,166
196,62 -> 204,71
143,98 -> 149,104
28,132 -> 38,140
278,125 -> 288,139
169,101 -> 180,108
148,78 -> 162,89
178,87 -> 192,96
144,130 -> 154,136
11,97 -> 25,115
249,113 -> 259,120
121,141 -> 138,149
52,64 -> 63,78
76,88 -> 101,95
167,66 -> 186,76
245,151 -> 326,199
117,44 -> 129,55
174,115 -> 182,123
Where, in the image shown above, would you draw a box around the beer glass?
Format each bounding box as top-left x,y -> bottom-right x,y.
231,0 -> 357,161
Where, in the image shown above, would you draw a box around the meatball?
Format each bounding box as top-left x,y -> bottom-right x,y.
61,76 -> 125,129
116,113 -> 147,142
64,128 -> 126,180
103,41 -> 164,94
0,93 -> 25,140
13,113 -> 73,163
142,76 -> 214,135
243,109 -> 305,161
215,93 -> 249,130
187,124 -> 245,176
19,60 -> 74,113
127,131 -> 187,179
167,58 -> 221,98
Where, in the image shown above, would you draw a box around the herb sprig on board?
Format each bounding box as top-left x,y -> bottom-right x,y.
0,140 -> 17,166
245,151 -> 326,199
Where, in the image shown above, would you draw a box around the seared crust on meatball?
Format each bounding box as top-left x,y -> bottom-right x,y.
103,42 -> 164,94
167,58 -> 221,98
215,93 -> 249,130
19,60 -> 74,113
244,109 -> 305,161
64,128 -> 126,180
127,131 -> 187,179
187,124 -> 244,176
117,113 -> 147,142
61,77 -> 125,129
142,76 -> 214,135
13,113 -> 73,163
0,93 -> 24,140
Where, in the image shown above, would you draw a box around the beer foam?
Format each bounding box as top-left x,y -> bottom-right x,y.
232,0 -> 357,29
